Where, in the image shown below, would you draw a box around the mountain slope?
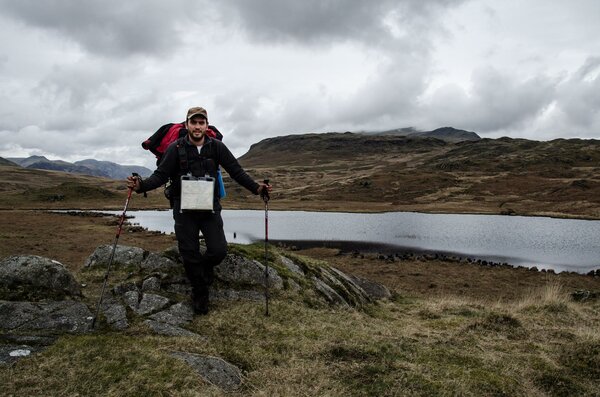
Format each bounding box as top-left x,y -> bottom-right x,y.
7,156 -> 151,179
369,126 -> 481,142
74,159 -> 152,179
231,132 -> 600,218
0,157 -> 17,166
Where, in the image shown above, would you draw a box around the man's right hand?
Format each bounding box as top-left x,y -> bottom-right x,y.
126,175 -> 141,192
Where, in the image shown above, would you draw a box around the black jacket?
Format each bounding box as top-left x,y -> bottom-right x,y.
139,135 -> 259,210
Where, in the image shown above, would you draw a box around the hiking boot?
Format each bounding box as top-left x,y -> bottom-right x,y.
191,290 -> 209,315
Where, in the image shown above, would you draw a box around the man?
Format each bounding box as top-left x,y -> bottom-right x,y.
127,106 -> 271,314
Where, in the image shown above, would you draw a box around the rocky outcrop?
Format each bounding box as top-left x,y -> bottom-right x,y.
0,301 -> 92,333
84,245 -> 146,268
1,247 -> 390,367
215,254 -> 283,289
1,255 -> 92,366
0,255 -> 81,301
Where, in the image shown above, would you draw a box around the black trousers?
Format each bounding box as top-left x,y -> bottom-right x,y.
172,201 -> 227,297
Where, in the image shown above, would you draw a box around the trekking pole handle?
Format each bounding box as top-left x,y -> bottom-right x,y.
131,172 -> 147,198
260,179 -> 270,202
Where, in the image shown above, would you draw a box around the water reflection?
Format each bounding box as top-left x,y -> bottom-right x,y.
123,209 -> 600,274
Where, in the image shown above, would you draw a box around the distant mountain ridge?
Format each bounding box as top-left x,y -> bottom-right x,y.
366,126 -> 481,142
0,157 -> 17,166
6,156 -> 152,179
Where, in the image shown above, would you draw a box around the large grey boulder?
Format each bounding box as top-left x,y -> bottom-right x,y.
84,245 -> 146,268
136,293 -> 170,316
348,274 -> 391,300
215,254 -> 283,289
149,302 -> 194,326
141,253 -> 179,271
321,267 -> 369,306
279,255 -> 304,275
171,352 -> 243,392
312,278 -> 350,308
100,296 -> 128,330
0,255 -> 81,301
0,301 -> 93,333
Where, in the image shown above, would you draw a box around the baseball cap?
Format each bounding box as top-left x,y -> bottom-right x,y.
186,107 -> 208,121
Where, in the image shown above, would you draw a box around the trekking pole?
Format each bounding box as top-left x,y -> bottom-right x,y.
260,179 -> 270,316
91,173 -> 139,329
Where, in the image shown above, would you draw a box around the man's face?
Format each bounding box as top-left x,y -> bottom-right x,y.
186,116 -> 208,143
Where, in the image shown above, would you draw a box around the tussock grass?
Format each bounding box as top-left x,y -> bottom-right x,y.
515,281 -> 571,311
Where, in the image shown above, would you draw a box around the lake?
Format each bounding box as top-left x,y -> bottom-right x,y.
120,209 -> 600,274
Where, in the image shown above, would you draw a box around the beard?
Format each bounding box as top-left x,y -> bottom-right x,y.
188,131 -> 204,143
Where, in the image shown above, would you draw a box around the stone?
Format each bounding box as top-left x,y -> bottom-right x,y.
136,293 -> 170,315
101,298 -> 128,330
279,255 -> 304,275
141,253 -> 179,271
325,267 -> 370,305
84,245 -> 145,268
162,246 -> 182,262
149,302 -> 194,326
347,275 -> 392,300
144,320 -> 202,338
0,344 -> 47,365
123,290 -> 140,311
0,255 -> 81,301
142,277 -> 161,292
112,282 -> 139,296
312,278 -> 350,307
0,301 -> 93,333
170,352 -> 242,392
215,254 -> 283,289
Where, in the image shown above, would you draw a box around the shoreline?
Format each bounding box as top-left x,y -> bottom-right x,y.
270,239 -> 600,276
7,205 -> 599,221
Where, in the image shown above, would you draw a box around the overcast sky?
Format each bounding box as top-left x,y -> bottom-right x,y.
1,0 -> 599,168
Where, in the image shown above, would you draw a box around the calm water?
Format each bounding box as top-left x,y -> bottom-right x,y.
123,210 -> 600,273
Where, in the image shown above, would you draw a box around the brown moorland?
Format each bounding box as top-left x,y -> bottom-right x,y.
1,134 -> 599,396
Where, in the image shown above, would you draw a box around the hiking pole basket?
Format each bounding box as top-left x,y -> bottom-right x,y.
260,179 -> 270,316
91,173 -> 138,329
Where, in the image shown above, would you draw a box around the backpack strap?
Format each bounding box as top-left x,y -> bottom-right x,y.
176,138 -> 189,173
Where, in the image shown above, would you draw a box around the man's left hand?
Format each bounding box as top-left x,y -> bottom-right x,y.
257,182 -> 272,196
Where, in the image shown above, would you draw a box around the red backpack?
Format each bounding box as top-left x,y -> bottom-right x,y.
142,122 -> 223,164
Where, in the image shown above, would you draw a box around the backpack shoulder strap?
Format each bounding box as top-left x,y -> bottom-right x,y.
176,137 -> 189,173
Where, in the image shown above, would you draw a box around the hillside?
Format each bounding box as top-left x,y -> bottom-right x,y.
7,156 -> 152,179
231,133 -> 600,218
371,126 -> 481,142
0,157 -> 17,166
74,159 -> 152,179
0,164 -> 166,210
2,133 -> 600,218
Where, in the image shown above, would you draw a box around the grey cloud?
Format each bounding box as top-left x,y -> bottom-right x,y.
217,0 -> 465,48
426,67 -> 557,133
550,57 -> 600,135
0,0 -> 200,57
